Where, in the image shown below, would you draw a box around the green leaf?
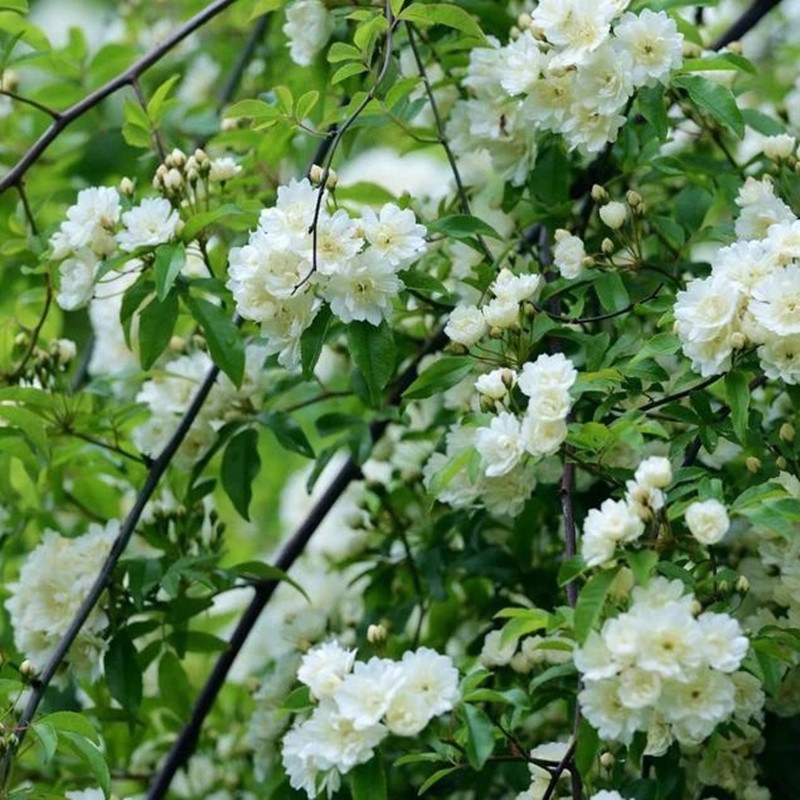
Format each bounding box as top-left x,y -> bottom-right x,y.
60,732 -> 110,797
295,89 -> 319,120
630,332 -> 680,363
328,42 -> 362,62
593,272 -> 629,312
332,61 -> 368,84
248,0 -> 286,19
40,711 -> 99,744
626,550 -> 659,586
0,0 -> 27,11
146,73 -> 180,125
104,632 -> 143,714
725,370 -> 750,444
138,291 -> 178,370
428,214 -> 500,240
673,74 -> 744,139
30,722 -> 57,763
574,716 -> 600,777
301,305 -> 333,378
158,651 -> 193,720
186,295 -> 244,386
223,98 -> 281,120
403,357 -> 473,400
348,320 -> 396,407
231,561 -> 310,601
461,704 -> 495,770
221,428 -> 261,520
349,756 -> 387,800
399,3 -> 485,39
680,52 -> 756,74
418,767 -> 458,795
497,608 -> 550,648
181,204 -> 247,241
258,412 -> 314,458
154,241 -> 186,301
637,84 -> 668,139
574,566 -> 620,644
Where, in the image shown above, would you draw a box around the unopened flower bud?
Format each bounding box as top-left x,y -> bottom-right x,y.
169,335 -> 186,352
690,599 -> 702,616
309,164 -> 325,185
479,394 -> 496,413
581,256 -> 595,268
779,423 -> 795,443
727,40 -> 743,54
167,148 -> 186,168
221,116 -> 238,132
501,369 -> 515,388
776,456 -> 787,470
745,456 -> 761,473
1,69 -> 18,92
599,201 -> 627,229
19,659 -> 37,679
489,326 -> 503,338
367,623 -> 387,644
119,177 -> 135,197
729,331 -> 746,349
626,190 -> 643,209
591,184 -> 609,203
164,167 -> 183,191
52,338 -> 77,364
601,237 -> 615,254
735,575 -> 750,593
762,134 -> 797,161
600,752 -> 615,768
509,25 -> 521,39
193,147 -> 209,166
14,332 -> 28,348
718,580 -> 729,594
326,168 -> 338,190
517,12 -> 533,29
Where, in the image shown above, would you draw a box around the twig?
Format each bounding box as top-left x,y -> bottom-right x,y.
0,0 -> 242,196
541,739 -> 577,800
535,283 -> 663,326
68,430 -> 151,466
15,181 -> 38,236
131,78 -> 167,162
0,89 -> 60,120
8,275 -> 52,383
560,457 -> 578,609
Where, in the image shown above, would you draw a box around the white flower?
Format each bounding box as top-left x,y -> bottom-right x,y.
674,275 -> 742,344
581,498 -> 645,567
590,793 -> 625,800
553,229 -> 587,279
259,293 -> 321,371
57,250 -> 99,310
5,522 -> 117,681
574,631 -> 618,681
576,43 -> 634,116
283,0 -> 332,66
685,498 -> 729,545
118,197 -> 180,251
635,603 -> 703,679
475,368 -> 513,400
735,179 -> 796,240
385,648 -> 459,736
525,385 -> 572,422
482,296 -> 519,329
306,209 -> 363,277
297,641 -> 356,700
758,335 -> 800,384
750,264 -> 800,336
445,305 -> 487,347
209,156 -> 242,182
480,629 -> 517,667
65,791 -> 105,800
323,250 -> 403,325
499,31 -> 544,95
618,666 -> 662,709
599,200 -> 628,229
625,480 -> 665,521
634,456 -> 672,489
520,415 -> 568,458
578,677 -> 643,743
532,0 -> 618,65
490,268 -> 541,304
51,186 -> 120,257
613,10 -> 683,87
518,352 -> 578,395
761,133 -> 796,160
475,412 -> 524,477
360,203 -> 427,266
696,612 -> 748,672
333,657 -> 404,728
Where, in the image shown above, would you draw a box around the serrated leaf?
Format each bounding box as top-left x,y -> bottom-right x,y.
158,650 -> 193,720
186,295 -> 244,386
637,84 -> 668,140
399,3 -> 484,39
154,241 -> 185,301
221,428 -> 261,520
403,357 -> 473,400
673,74 -> 744,138
348,320 -> 396,407
104,632 -> 143,714
574,566 -> 620,644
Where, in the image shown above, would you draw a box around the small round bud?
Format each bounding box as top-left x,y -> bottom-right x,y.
221,116 -> 238,132
599,201 -> 627,229
167,148 -> 186,168
309,164 -> 325,185
193,147 -> 209,165
690,599 -> 702,616
591,184 -> 609,203
164,167 -> 183,191
19,659 -> 37,679
479,394 -> 496,413
517,12 -> 533,29
14,332 -> 28,348
735,574 -> 750,593
119,177 -> 135,196
52,338 -> 77,364
489,326 -> 503,338
509,25 -> 521,39
1,69 -> 18,93
729,331 -> 746,349
501,369 -> 515,388
745,456 -> 761,473
326,168 -> 338,190
367,623 -> 387,644
776,456 -> 788,470
727,40 -> 743,54
779,422 -> 795,443
600,752 -> 615,768
626,190 -> 643,208
601,237 -> 615,254
717,580 -> 729,594
169,335 -> 186,353
581,256 -> 595,268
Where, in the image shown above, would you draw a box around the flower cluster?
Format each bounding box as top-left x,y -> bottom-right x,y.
447,4 -> 683,183
575,577 -> 751,749
423,352 -> 577,517
5,521 -> 117,681
226,178 -> 427,370
582,455 -> 671,567
281,641 -> 460,798
675,177 -> 800,382
132,344 -> 268,468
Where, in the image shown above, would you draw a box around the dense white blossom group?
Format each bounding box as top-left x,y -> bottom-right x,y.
226,178 -> 427,370
282,642 -> 459,798
675,177 -> 800,382
448,4 -> 683,184
574,577 -> 754,751
424,352 -> 576,517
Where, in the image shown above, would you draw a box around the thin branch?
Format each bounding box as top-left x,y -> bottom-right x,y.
146,329 -> 448,799
0,364 -> 221,787
637,373 -> 722,413
541,739 -> 577,800
15,181 -> 38,236
560,457 -> 578,609
131,78 -> 167,162
712,0 -> 783,49
535,283 -> 664,326
68,430 -> 151,466
0,89 -> 60,120
8,274 -> 52,383
0,0 -> 243,196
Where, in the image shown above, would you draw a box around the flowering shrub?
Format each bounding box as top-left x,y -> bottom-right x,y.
0,0 -> 799,799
